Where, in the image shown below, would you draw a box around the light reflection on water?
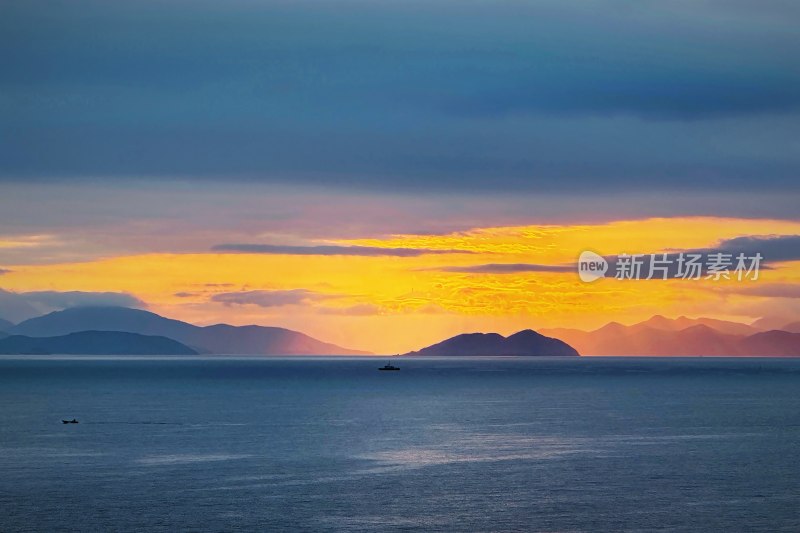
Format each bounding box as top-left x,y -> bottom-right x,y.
1,356 -> 799,532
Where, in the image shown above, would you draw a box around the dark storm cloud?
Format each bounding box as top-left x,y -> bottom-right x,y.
211,243 -> 474,257
1,1 -> 799,193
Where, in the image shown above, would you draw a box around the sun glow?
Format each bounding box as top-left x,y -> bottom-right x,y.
1,217 -> 799,353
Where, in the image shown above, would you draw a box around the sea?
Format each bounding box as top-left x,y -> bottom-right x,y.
1,356 -> 799,532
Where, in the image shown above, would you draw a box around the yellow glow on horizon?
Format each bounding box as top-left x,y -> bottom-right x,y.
1,216 -> 799,353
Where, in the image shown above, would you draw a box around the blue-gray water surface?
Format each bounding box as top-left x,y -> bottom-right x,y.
1,356 -> 800,532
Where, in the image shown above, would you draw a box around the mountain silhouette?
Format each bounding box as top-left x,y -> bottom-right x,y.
779,321 -> 800,333
634,315 -> 760,336
405,329 -> 578,357
541,316 -> 800,356
741,330 -> 800,356
751,316 -> 797,331
0,331 -> 198,355
11,306 -> 370,355
0,317 -> 13,333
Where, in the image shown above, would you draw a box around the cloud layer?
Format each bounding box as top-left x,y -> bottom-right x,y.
211,289 -> 331,308
432,235 -> 800,277
0,289 -> 145,323
212,243 -> 474,257
2,0 -> 799,194
438,263 -> 573,274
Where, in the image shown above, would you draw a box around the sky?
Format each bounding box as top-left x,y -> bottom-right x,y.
1,0 -> 799,353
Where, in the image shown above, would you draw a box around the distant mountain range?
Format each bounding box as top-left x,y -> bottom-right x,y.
4,306 -> 370,356
751,316 -> 800,331
0,331 -> 198,355
781,321 -> 800,334
407,314 -> 799,357
405,329 -> 578,357
540,315 -> 800,356
0,306 -> 796,356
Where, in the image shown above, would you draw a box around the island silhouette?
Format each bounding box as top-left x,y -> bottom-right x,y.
0,306 -> 798,356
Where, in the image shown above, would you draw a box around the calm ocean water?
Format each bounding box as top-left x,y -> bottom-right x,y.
1,356 -> 800,532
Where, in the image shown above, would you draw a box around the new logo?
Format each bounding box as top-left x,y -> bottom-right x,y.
578,251 -> 608,282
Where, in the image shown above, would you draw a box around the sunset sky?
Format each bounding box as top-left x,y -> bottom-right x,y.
1,1 -> 799,353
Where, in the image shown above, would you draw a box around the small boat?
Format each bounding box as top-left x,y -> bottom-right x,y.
379,364 -> 400,371
62,419 -> 79,424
